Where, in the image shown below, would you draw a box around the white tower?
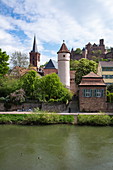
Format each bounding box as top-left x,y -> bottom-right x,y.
57,41 -> 70,89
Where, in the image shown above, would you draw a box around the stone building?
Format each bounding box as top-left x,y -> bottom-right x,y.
98,61 -> 113,85
29,36 -> 40,69
70,39 -> 107,60
79,72 -> 106,112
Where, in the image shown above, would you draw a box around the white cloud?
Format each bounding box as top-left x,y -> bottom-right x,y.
1,0 -> 113,64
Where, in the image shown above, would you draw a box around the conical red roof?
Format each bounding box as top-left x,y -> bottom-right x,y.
57,42 -> 70,54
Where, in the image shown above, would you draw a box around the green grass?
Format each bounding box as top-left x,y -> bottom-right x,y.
0,114 -> 74,125
78,114 -> 111,126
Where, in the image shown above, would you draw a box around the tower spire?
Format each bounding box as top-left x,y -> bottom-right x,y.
32,35 -> 38,52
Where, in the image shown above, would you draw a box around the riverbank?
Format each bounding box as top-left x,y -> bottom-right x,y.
0,113 -> 113,126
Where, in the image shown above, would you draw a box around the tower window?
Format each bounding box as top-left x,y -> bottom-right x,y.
63,55 -> 65,57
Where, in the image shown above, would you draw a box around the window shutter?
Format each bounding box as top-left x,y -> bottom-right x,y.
101,89 -> 104,97
82,89 -> 85,97
90,89 -> 92,97
94,89 -> 96,97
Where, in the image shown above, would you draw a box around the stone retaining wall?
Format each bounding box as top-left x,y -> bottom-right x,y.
0,102 -> 66,113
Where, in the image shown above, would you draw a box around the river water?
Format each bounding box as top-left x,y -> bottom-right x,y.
0,125 -> 113,170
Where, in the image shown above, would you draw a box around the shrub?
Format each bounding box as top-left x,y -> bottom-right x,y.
107,93 -> 113,103
78,114 -> 111,126
7,89 -> 25,104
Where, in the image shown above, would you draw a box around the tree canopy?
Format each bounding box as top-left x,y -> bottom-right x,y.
0,49 -> 9,77
70,59 -> 79,70
74,48 -> 82,54
10,51 -> 29,68
75,58 -> 97,85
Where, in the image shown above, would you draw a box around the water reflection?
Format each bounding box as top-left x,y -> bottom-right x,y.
0,125 -> 113,170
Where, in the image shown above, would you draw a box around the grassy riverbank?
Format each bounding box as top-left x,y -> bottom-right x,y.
0,114 -> 75,125
78,114 -> 112,126
0,113 -> 113,126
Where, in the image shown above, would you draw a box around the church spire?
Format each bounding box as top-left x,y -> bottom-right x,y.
32,35 -> 38,52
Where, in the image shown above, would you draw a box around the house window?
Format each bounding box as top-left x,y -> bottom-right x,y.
83,89 -> 104,97
95,89 -> 102,97
83,89 -> 92,97
103,75 -> 113,79
102,67 -> 113,71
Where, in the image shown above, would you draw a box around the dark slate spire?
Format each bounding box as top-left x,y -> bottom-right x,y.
32,35 -> 38,52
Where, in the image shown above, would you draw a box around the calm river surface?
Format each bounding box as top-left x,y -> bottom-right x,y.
0,125 -> 113,170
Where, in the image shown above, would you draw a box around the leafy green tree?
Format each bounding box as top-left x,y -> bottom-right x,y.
34,73 -> 72,102
0,49 -> 9,77
107,84 -> 113,93
70,60 -> 79,70
0,77 -> 21,97
75,58 -> 97,85
22,70 -> 38,99
10,51 -> 29,68
74,48 -> 82,54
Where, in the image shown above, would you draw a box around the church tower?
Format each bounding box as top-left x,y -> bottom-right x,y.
57,41 -> 70,89
29,36 -> 40,69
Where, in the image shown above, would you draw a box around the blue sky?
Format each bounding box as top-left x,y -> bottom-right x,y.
1,0 -> 113,64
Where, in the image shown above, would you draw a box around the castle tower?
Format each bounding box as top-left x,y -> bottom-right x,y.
57,41 -> 70,89
29,36 -> 40,69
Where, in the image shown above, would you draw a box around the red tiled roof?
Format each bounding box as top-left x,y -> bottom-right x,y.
83,72 -> 100,78
57,43 -> 70,54
79,72 -> 106,86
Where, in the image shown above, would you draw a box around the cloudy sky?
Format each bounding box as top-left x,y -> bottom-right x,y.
1,0 -> 113,64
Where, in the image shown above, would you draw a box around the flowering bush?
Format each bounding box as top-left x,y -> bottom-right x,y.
8,89 -> 25,104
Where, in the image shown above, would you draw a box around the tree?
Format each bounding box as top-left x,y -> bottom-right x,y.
74,48 -> 82,54
75,58 -> 97,85
107,84 -> 113,93
70,60 -> 79,70
0,77 -> 21,97
34,73 -> 72,102
0,49 -> 9,77
22,70 -> 38,99
10,51 -> 29,68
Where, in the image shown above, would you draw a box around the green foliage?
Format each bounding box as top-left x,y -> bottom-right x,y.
107,84 -> 113,93
74,48 -> 82,54
91,50 -> 102,56
0,77 -> 21,97
0,114 -> 74,125
78,114 -> 111,126
10,51 -> 29,68
70,60 -> 79,70
7,89 -> 25,104
107,93 -> 113,103
34,73 -> 72,102
0,49 -> 9,77
22,70 -> 38,99
75,58 -> 97,85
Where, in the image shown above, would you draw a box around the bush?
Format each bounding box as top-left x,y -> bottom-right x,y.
107,93 -> 113,103
0,77 -> 21,97
78,114 -> 111,126
7,89 -> 25,104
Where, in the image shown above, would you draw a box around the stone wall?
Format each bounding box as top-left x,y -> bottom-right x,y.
42,102 -> 66,113
0,103 -> 5,111
0,102 -> 66,113
106,103 -> 113,112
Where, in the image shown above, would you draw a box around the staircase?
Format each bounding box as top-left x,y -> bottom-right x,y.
64,95 -> 79,113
